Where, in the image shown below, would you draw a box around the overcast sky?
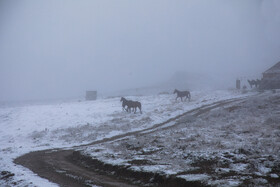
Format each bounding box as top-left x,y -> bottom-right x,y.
0,0 -> 280,101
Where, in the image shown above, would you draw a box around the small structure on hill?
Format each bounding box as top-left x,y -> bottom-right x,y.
236,79 -> 241,89
86,91 -> 97,100
260,61 -> 280,89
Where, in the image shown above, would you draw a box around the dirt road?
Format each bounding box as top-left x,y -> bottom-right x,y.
14,98 -> 244,187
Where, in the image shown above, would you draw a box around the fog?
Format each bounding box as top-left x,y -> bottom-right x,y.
0,0 -> 280,101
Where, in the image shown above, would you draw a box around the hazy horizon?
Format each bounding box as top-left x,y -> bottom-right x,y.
1,0 -> 280,101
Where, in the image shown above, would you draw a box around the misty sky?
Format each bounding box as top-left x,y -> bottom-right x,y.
0,0 -> 280,101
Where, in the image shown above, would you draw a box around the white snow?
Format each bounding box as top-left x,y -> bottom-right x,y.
81,90 -> 280,186
178,174 -> 210,181
0,90 -> 254,186
271,174 -> 279,178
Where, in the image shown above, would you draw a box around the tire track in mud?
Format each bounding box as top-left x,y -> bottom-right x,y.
14,97 -> 248,187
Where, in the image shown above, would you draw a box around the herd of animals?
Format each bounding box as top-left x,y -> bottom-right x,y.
120,79 -> 260,114
247,79 -> 261,88
120,89 -> 191,114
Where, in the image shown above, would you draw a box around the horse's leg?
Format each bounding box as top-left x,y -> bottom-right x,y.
181,97 -> 183,102
134,107 -> 137,114
123,106 -> 127,111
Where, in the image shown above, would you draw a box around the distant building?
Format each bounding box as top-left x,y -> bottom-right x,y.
260,61 -> 280,89
86,91 -> 97,100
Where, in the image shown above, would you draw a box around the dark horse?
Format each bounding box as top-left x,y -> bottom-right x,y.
248,79 -> 261,88
120,97 -> 142,114
173,89 -> 191,102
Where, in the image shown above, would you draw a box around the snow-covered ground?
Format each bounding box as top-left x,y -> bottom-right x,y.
82,91 -> 280,186
0,90 -> 254,186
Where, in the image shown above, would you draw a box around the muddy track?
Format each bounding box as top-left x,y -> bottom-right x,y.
14,97 -> 247,187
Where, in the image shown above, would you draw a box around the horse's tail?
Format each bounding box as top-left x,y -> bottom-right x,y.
138,102 -> 142,114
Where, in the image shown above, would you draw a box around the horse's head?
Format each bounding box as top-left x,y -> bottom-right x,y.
120,97 -> 127,102
173,89 -> 178,94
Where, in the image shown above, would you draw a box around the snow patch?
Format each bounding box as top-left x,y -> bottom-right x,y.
177,174 -> 210,181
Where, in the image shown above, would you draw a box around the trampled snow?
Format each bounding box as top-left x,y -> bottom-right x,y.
0,90 -> 255,186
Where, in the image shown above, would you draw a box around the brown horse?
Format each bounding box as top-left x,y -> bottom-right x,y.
248,79 -> 261,88
173,89 -> 191,102
120,97 -> 142,114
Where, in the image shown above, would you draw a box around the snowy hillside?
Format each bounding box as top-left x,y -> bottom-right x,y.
0,90 -> 254,186
82,91 -> 280,186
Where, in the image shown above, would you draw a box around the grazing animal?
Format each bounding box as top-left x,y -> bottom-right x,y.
173,89 -> 191,102
120,97 -> 130,112
130,101 -> 142,114
247,80 -> 255,88
121,99 -> 128,111
120,97 -> 142,114
248,79 -> 260,88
